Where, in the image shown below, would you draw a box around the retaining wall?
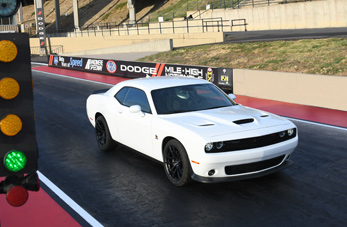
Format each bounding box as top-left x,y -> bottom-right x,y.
233,69 -> 347,111
194,0 -> 347,31
29,32 -> 224,54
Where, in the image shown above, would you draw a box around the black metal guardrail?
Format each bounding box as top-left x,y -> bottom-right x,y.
39,18 -> 247,38
47,55 -> 234,92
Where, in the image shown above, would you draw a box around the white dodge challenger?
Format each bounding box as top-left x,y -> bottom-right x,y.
86,76 -> 298,186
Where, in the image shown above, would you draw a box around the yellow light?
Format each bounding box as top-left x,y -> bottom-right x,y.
0,40 -> 18,62
0,114 -> 23,136
0,77 -> 20,100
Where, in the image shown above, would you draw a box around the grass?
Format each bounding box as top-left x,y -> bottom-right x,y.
148,0 -> 191,22
148,0 -> 252,22
114,2 -> 127,11
102,13 -> 111,21
102,2 -> 127,21
138,38 -> 347,76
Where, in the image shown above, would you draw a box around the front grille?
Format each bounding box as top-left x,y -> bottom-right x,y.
225,155 -> 285,175
206,128 -> 296,153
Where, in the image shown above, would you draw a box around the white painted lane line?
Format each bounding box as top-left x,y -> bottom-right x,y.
32,62 -> 48,66
37,171 -> 104,227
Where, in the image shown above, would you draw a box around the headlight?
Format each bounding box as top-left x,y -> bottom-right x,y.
215,142 -> 224,149
287,129 -> 295,136
205,143 -> 213,152
279,131 -> 286,138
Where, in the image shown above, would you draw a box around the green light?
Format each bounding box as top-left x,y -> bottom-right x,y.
4,150 -> 27,172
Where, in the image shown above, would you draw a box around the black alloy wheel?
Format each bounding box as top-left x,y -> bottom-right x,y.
95,115 -> 116,151
163,139 -> 192,186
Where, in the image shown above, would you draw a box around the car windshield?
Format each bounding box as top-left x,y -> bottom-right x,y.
151,83 -> 235,114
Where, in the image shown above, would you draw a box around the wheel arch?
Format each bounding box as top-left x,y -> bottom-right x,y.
95,112 -> 103,121
162,136 -> 177,155
162,137 -> 193,186
95,112 -> 117,141
161,136 -> 192,161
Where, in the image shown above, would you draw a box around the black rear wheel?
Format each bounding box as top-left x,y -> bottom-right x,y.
163,139 -> 192,186
95,115 -> 116,151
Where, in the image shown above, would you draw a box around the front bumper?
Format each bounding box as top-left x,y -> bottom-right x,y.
191,159 -> 293,183
188,135 -> 297,182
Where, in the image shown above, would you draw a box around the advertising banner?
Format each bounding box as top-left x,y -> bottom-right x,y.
48,55 -> 233,91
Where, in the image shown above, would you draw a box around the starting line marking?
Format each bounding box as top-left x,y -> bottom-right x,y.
37,171 -> 103,227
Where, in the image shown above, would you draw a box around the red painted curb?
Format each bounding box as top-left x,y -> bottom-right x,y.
33,66 -> 129,85
0,177 -> 81,227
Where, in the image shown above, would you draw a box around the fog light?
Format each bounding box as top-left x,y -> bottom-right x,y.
208,169 -> 215,176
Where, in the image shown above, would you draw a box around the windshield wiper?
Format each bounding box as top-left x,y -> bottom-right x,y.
165,109 -> 199,114
165,110 -> 187,114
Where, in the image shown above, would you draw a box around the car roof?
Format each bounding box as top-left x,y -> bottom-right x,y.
117,76 -> 210,91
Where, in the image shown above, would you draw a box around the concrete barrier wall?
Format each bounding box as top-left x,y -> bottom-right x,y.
195,0 -> 347,31
30,32 -> 224,54
233,69 -> 347,111
60,39 -> 173,56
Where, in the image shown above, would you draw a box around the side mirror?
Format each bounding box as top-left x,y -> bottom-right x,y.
228,94 -> 236,100
129,105 -> 141,113
129,105 -> 145,117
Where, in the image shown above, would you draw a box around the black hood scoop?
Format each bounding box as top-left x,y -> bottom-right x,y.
233,118 -> 254,125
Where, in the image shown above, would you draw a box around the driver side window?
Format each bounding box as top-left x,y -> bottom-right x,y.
115,87 -> 151,114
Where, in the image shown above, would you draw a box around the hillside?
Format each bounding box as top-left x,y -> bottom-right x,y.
22,0 -> 182,30
139,38 -> 347,76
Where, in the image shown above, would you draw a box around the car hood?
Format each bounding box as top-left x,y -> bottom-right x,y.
160,105 -> 292,138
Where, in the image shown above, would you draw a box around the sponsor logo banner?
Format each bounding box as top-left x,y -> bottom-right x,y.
106,60 -> 117,73
85,59 -> 103,71
218,68 -> 233,87
48,55 -> 232,90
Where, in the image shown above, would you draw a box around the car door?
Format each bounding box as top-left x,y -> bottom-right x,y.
115,87 -> 153,157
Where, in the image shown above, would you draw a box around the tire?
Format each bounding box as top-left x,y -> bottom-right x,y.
163,139 -> 192,186
95,115 -> 116,151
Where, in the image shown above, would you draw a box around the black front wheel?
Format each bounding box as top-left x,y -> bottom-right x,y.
163,139 -> 192,186
95,115 -> 116,151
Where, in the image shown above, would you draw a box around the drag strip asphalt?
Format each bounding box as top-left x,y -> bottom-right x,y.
32,68 -> 347,226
